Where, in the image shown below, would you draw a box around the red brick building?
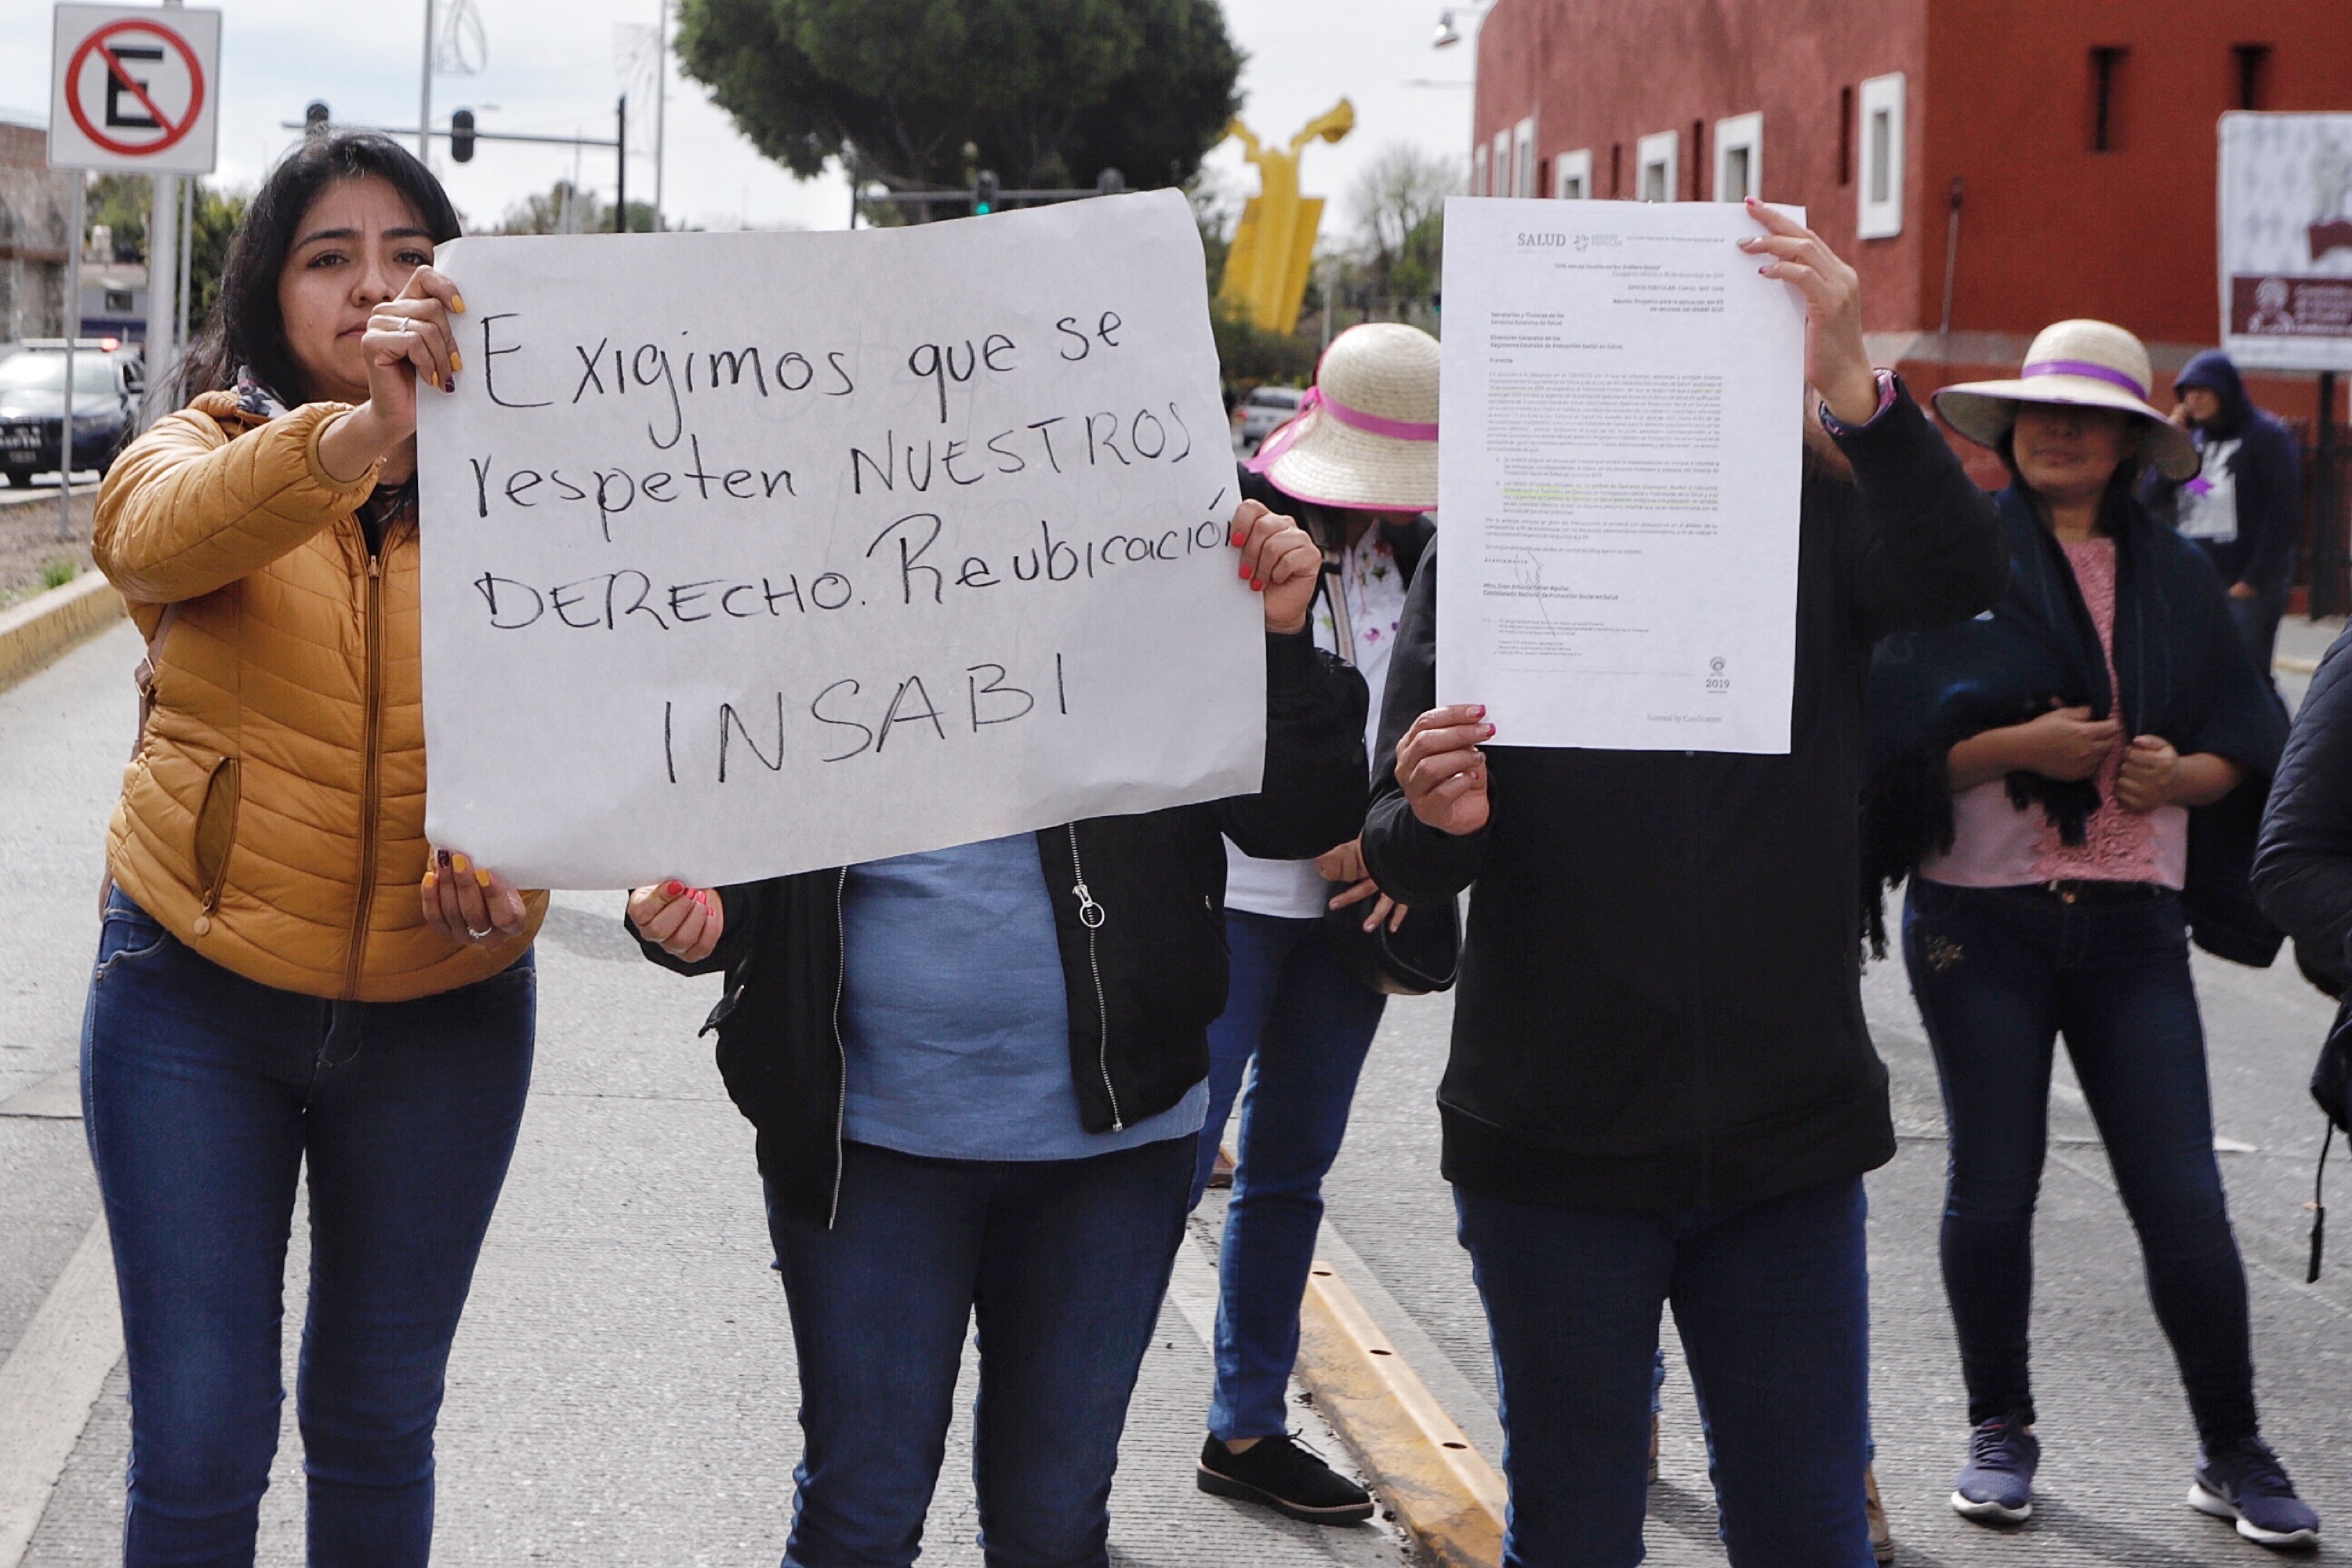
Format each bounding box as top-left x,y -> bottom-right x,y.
1468,0 -> 2352,448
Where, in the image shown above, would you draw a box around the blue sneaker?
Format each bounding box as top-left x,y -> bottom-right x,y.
2191,1438 -> 2320,1550
1951,1413 -> 2038,1524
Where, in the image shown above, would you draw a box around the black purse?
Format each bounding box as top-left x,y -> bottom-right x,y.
1312,543 -> 1459,996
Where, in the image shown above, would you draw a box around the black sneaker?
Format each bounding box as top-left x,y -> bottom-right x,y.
1198,1433 -> 1375,1524
2192,1436 -> 2320,1550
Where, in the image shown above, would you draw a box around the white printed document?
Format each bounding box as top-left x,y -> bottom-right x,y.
1436,198 -> 1806,753
415,190 -> 1258,889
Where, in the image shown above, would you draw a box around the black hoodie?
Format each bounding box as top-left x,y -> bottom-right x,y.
2170,349 -> 2303,596
1360,382 -> 2006,1213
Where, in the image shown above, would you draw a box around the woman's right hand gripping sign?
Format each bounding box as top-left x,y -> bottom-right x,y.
628,880 -> 724,964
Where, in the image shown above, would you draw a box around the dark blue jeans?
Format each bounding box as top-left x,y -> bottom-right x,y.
1903,878 -> 2257,1443
1188,909 -> 1386,1440
2227,579 -> 2289,684
81,891 -> 535,1568
764,1134 -> 1193,1568
1457,1176 -> 1875,1568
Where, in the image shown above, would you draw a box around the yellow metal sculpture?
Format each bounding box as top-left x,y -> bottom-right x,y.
1219,100 -> 1356,335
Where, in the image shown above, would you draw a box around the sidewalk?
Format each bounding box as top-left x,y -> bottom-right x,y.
15,880 -> 1414,1567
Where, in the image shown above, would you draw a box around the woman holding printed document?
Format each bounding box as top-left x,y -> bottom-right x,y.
628,503 -> 1367,1563
82,132 -> 540,1565
1363,201 -> 2007,1566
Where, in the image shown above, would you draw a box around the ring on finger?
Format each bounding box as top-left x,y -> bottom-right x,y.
466,924 -> 495,941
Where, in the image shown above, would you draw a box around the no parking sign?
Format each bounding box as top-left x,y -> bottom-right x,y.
47,4 -> 220,174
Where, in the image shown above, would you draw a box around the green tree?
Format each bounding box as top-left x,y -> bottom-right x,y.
85,172 -> 153,260
676,0 -> 1242,203
493,181 -> 659,235
184,184 -> 248,331
1345,142 -> 1458,302
83,174 -> 249,333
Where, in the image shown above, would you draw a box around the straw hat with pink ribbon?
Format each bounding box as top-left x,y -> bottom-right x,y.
1931,319 -> 2199,481
1247,322 -> 1440,511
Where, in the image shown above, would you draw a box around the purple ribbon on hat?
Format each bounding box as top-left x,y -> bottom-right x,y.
1245,386 -> 1439,475
2020,358 -> 2150,400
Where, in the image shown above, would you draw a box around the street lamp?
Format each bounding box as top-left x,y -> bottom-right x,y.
1432,2 -> 1494,49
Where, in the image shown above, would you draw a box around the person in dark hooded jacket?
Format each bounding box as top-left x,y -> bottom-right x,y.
2166,350 -> 2303,677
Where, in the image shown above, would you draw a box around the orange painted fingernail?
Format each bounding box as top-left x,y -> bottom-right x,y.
422,869 -> 437,891
474,868 -> 492,888
451,854 -> 470,873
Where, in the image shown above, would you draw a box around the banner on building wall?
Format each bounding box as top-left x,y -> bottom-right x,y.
413,191 -> 1261,890
2219,112 -> 2352,373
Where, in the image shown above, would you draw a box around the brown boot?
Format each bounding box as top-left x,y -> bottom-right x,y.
1864,1465 -> 1895,1563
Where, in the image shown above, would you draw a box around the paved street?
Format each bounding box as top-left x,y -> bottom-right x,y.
5,615 -> 2352,1566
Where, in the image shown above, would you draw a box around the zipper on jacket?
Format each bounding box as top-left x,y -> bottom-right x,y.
1066,824 -> 1123,1130
1684,762 -> 1711,1205
342,543 -> 389,1000
828,866 -> 849,1227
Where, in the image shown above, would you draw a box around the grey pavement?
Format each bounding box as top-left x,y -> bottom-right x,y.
8,612 -> 2352,1566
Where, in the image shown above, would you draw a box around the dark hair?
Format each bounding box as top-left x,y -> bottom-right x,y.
1994,411 -> 2147,537
180,132 -> 460,406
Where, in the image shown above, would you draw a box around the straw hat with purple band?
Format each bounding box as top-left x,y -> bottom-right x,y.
1932,318 -> 2199,482
1247,322 -> 1439,510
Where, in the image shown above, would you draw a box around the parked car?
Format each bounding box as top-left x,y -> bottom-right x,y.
1236,383 -> 1305,454
0,339 -> 144,486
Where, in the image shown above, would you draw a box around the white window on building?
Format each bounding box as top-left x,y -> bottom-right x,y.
1514,118 -> 1537,197
1637,129 -> 1679,202
1472,143 -> 1489,196
1714,111 -> 1762,201
1555,148 -> 1593,200
1857,73 -> 1906,238
1494,129 -> 1513,199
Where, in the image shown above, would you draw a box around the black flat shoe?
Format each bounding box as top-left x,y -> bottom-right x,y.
1197,1433 -> 1375,1524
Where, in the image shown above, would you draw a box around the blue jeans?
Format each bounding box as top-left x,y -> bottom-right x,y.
1187,909 -> 1386,1440
2227,579 -> 2288,683
81,891 -> 535,1568
1902,878 -> 2257,1443
1457,1176 -> 1875,1568
764,1134 -> 1194,1568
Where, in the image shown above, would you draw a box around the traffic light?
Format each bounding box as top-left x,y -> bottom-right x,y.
304,101 -> 330,136
451,108 -> 476,164
974,170 -> 998,216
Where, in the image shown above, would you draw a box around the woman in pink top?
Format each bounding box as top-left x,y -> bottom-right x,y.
1863,321 -> 2308,1548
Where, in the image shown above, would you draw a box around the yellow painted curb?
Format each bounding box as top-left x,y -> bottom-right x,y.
1296,1258 -> 1507,1567
0,572 -> 126,695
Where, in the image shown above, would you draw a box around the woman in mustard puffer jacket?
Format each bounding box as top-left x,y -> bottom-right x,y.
84,132 -> 541,1567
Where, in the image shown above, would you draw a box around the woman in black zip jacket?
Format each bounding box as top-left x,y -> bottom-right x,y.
626,499 -> 1365,1568
1361,202 -> 2006,1568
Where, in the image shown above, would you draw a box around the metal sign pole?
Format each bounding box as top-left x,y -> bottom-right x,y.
60,175 -> 83,543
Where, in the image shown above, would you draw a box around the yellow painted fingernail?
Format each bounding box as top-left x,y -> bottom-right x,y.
452,294 -> 466,313
451,854 -> 470,873
449,350 -> 462,371
422,869 -> 437,891
474,868 -> 492,888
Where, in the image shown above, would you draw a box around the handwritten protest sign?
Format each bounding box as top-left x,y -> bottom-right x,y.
415,190 -> 1259,889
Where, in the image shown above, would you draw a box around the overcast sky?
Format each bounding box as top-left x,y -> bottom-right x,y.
1,0 -> 1479,241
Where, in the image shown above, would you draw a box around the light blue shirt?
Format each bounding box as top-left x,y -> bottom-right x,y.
838,832 -> 1209,1162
